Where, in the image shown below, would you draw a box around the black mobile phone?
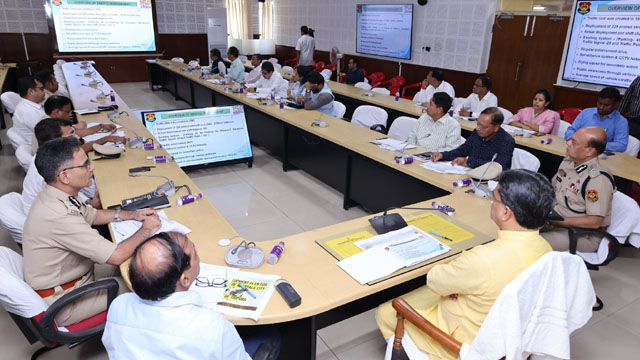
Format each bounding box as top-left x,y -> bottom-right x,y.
603,151 -> 615,156
129,166 -> 154,173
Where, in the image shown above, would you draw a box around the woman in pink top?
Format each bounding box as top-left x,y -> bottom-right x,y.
508,89 -> 560,135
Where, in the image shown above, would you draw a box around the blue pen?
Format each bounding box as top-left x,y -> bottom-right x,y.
237,281 -> 256,299
429,230 -> 454,242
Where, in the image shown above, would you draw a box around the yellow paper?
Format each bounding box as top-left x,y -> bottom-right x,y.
324,231 -> 373,259
406,213 -> 474,244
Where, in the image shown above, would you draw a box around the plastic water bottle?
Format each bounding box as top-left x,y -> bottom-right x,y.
143,143 -> 162,150
279,99 -> 284,110
147,155 -> 174,163
270,88 -> 276,101
453,178 -> 472,188
540,138 -> 552,144
176,193 -> 202,206
431,201 -> 455,216
109,90 -> 116,105
395,90 -> 400,102
267,241 -> 285,264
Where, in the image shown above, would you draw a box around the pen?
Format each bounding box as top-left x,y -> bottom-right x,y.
429,230 -> 454,242
385,237 -> 419,249
237,281 -> 256,299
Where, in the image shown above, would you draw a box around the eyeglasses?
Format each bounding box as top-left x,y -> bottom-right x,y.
195,276 -> 227,288
57,158 -> 91,177
473,84 -> 485,88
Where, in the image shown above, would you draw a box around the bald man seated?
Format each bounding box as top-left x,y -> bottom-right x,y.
102,232 -> 280,360
541,127 -> 616,252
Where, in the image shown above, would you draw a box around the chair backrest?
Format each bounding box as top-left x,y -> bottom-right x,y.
354,82 -> 372,91
314,61 -> 326,72
170,57 -> 184,63
239,55 -> 248,62
268,58 -> 278,65
558,107 -> 582,124
0,193 -> 25,244
333,101 -> 347,119
274,63 -> 282,70
511,148 -> 540,172
624,136 -> 640,157
320,69 -> 332,81
15,144 -> 34,172
324,64 -> 337,72
452,97 -> 466,109
1,92 -> 22,114
367,72 -> 386,87
282,66 -> 294,72
352,105 -> 388,129
401,82 -> 421,100
371,87 -> 391,96
388,116 -> 418,141
557,120 -> 571,139
498,107 -> 513,122
459,136 -> 466,145
6,127 -> 27,150
608,191 -> 640,244
462,252 -> 595,360
0,247 -> 48,319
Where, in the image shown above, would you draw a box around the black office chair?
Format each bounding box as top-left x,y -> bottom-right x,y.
568,227 -> 620,311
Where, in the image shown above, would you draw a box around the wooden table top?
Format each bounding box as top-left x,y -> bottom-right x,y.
63,60 -> 498,325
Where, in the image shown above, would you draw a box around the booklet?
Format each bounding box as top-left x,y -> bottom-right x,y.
189,263 -> 280,321
337,225 -> 451,285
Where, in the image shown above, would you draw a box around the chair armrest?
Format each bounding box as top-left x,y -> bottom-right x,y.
252,343 -> 276,360
369,124 -> 386,133
39,279 -> 119,344
392,298 -> 462,356
568,227 -> 621,265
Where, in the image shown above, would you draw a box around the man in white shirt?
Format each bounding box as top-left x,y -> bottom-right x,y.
35,70 -> 61,103
102,232 -> 280,359
413,68 -> 455,106
455,75 -> 498,118
296,25 -> 315,72
247,62 -> 287,98
12,76 -> 46,146
407,92 -> 461,152
244,54 -> 263,84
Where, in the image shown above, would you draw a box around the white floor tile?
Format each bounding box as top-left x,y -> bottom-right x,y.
570,318 -> 640,359
317,335 -> 339,360
318,309 -> 381,355
334,333 -> 387,360
234,216 -> 304,243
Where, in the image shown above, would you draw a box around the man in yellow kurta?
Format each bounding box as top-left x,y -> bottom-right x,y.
376,169 -> 554,360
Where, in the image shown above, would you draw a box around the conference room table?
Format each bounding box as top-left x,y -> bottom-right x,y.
235,60 -> 640,189
64,61 -> 497,359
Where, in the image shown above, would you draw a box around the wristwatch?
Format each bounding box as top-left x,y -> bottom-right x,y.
114,208 -> 122,222
99,123 -> 104,131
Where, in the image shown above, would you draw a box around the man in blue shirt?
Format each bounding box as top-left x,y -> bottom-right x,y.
345,58 -> 365,85
432,107 -> 515,169
102,232 -> 279,359
564,87 -> 629,152
225,46 -> 246,83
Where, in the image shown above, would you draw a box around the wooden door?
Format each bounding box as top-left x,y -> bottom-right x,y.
516,16 -> 570,111
486,16 -> 530,112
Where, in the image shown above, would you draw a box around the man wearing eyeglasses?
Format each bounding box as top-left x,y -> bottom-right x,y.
103,232 -> 280,359
22,137 -> 161,326
246,61 -> 288,98
454,75 -> 498,118
12,76 -> 46,146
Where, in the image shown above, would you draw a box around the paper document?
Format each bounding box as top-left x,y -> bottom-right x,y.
111,210 -> 192,244
502,124 -> 535,136
206,79 -> 223,85
369,138 -> 416,151
189,263 -> 240,306
420,161 -> 469,175
87,122 -> 122,129
82,130 -> 125,143
337,226 -> 451,284
406,212 -> 474,244
324,231 -> 373,259
215,272 -> 280,321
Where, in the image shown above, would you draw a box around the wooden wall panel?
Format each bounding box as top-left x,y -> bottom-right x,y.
553,86 -> 599,110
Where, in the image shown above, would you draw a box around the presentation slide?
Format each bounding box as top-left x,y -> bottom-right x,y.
142,106 -> 253,168
356,4 -> 413,60
563,1 -> 640,87
49,0 -> 156,53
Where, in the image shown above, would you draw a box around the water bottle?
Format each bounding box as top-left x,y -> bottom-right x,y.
270,88 -> 275,101
147,155 -> 174,163
143,143 -> 162,150
540,138 -> 552,144
453,178 -> 472,188
395,90 -> 400,102
176,193 -> 202,206
279,99 -> 284,110
109,90 -> 116,105
431,201 -> 455,216
267,241 -> 285,264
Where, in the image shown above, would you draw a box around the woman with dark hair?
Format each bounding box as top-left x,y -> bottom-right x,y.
287,66 -> 312,99
296,25 -> 315,73
507,89 -> 560,135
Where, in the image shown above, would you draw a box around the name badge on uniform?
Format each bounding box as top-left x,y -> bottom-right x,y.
576,164 -> 588,174
68,196 -> 82,209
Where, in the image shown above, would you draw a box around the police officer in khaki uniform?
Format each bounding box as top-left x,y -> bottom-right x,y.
542,126 -> 615,252
23,137 -> 161,326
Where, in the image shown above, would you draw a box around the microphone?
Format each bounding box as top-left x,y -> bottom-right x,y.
368,205 -> 455,235
472,153 -> 498,199
311,112 -> 328,127
109,114 -> 145,149
128,173 -> 175,196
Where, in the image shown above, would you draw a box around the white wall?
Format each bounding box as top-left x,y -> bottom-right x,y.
272,0 -> 498,73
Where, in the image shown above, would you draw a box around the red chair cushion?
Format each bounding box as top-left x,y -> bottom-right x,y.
558,108 -> 582,124
33,311 -> 107,332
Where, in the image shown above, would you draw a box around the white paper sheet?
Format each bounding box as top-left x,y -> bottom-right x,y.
82,130 -> 125,143
189,263 -> 240,306
501,124 -> 536,136
420,161 -> 469,174
337,246 -> 406,285
369,138 -> 416,152
111,210 -> 192,244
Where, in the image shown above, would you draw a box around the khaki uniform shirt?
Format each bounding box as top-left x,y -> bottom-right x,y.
22,185 -> 116,291
551,156 -> 615,227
